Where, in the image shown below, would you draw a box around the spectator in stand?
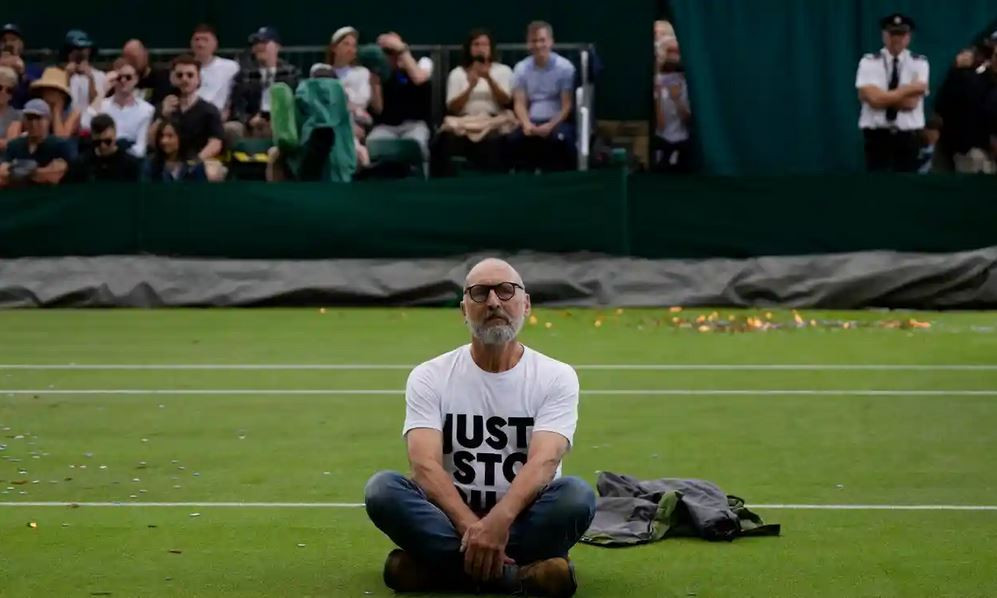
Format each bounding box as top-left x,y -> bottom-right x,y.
61,30 -> 106,114
227,26 -> 299,142
0,99 -> 72,187
509,21 -> 577,172
313,27 -> 373,126
191,24 -> 240,116
123,39 -> 174,106
652,36 -> 692,173
1,23 -> 43,109
310,26 -> 374,166
431,28 -> 514,176
72,113 -> 141,182
368,31 -> 433,170
937,33 -> 996,173
0,66 -> 22,152
83,58 -> 154,157
29,67 -> 81,138
143,119 -> 207,182
151,55 -> 224,163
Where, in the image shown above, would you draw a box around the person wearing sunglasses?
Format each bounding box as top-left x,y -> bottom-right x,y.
0,99 -> 72,188
71,113 -> 140,183
82,58 -> 154,158
364,258 -> 594,597
149,54 -> 223,163
0,66 -> 21,153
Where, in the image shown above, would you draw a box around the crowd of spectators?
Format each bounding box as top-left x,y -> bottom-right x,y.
0,20 -> 584,188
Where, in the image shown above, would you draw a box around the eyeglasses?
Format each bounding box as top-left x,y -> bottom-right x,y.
95,138 -> 116,146
24,113 -> 43,121
174,71 -> 197,80
464,282 -> 524,303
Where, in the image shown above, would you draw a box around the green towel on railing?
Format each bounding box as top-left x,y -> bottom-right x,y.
270,79 -> 356,182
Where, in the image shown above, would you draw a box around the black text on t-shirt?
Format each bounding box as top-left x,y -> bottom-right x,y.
443,413 -> 533,512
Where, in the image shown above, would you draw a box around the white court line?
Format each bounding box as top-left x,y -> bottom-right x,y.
1,501 -> 996,511
1,364 -> 996,371
2,389 -> 996,396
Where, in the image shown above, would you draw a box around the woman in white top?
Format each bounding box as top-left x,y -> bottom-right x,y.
310,26 -> 374,166
311,27 -> 374,127
431,29 -> 513,176
83,58 -> 155,157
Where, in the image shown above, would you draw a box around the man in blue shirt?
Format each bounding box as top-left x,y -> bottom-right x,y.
509,21 -> 576,172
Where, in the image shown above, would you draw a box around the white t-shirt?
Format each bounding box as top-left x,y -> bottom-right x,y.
197,56 -> 240,112
403,344 -> 579,513
68,69 -> 107,113
855,48 -> 929,131
655,72 -> 690,143
446,63 -> 513,116
83,96 -> 155,157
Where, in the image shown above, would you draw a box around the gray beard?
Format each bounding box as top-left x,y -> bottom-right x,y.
467,314 -> 524,345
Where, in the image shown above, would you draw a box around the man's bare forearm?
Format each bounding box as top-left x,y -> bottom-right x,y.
487,456 -> 559,526
411,461 -> 480,534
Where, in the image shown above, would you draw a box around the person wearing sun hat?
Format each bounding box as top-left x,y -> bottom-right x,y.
60,29 -> 107,113
0,98 -> 73,188
30,66 -> 81,138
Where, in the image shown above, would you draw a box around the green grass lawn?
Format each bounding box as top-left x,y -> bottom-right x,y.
2,308 -> 996,597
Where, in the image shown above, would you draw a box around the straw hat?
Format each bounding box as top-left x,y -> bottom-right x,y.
30,67 -> 72,103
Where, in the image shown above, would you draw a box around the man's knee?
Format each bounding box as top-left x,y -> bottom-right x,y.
548,476 -> 596,525
364,470 -> 408,519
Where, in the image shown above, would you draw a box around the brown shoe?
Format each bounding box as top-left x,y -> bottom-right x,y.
382,549 -> 435,592
519,557 -> 577,597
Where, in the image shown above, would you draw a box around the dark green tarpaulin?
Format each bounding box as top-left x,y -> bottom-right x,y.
670,0 -> 996,174
2,172 -> 996,260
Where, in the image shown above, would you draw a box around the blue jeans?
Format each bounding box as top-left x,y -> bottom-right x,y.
364,471 -> 596,568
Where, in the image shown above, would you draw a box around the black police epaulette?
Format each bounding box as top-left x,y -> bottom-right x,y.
911,53 -> 927,61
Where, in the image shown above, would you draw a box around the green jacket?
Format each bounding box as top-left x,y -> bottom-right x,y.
270,79 -> 356,182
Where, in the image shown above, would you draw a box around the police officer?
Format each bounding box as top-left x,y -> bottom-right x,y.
855,14 -> 930,172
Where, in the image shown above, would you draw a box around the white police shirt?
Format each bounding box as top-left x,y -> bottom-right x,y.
855,48 -> 929,131
402,344 -> 579,513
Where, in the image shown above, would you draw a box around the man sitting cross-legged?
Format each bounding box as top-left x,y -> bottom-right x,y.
364,258 -> 596,597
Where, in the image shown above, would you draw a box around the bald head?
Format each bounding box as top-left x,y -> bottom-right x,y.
465,258 -> 524,288
123,39 -> 149,71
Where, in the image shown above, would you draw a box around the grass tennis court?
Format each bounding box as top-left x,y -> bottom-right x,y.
2,308 -> 997,597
